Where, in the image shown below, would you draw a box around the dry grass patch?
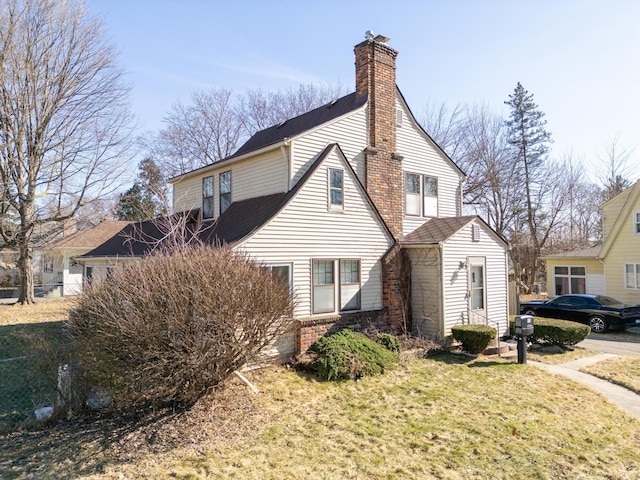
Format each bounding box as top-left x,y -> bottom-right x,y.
527,347 -> 598,365
0,298 -> 74,326
5,355 -> 638,479
580,356 -> 640,395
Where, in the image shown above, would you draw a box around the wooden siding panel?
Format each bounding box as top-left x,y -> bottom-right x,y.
171,151 -> 287,214
603,194 -> 640,303
396,98 -> 464,236
240,147 -> 393,319
291,108 -> 367,185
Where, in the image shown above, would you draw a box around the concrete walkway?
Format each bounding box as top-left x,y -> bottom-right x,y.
528,353 -> 640,421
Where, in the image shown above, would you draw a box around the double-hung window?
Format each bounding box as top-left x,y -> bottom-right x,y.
404,172 -> 438,217
635,211 -> 640,234
554,266 -> 586,295
312,259 -> 361,314
202,176 -> 214,219
625,264 -> 640,289
262,264 -> 292,291
219,171 -> 231,215
329,169 -> 344,210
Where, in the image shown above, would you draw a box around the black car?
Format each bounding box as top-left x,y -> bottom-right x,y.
520,294 -> 640,333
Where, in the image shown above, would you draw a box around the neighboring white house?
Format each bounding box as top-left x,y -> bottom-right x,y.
41,220 -> 130,296
79,34 -> 510,355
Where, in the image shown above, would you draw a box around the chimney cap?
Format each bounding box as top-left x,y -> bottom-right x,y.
374,34 -> 390,44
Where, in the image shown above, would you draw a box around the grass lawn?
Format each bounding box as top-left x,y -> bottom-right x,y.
581,356 -> 640,395
2,356 -> 640,479
527,347 -> 597,365
1,299 -> 640,478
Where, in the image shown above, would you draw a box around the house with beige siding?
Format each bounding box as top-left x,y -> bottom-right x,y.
541,180 -> 640,305
79,34 -> 510,355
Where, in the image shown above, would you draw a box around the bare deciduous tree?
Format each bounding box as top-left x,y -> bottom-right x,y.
0,0 -> 134,303
599,134 -> 634,203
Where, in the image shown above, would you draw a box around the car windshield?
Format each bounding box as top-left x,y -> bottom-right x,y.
594,295 -> 625,307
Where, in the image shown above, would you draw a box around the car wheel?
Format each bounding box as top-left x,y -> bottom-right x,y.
589,316 -> 608,333
524,309 -> 536,316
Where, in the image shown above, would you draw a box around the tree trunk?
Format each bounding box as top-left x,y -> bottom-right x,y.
16,216 -> 36,305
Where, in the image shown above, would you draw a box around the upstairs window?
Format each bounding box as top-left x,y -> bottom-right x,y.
329,169 -> 344,209
635,211 -> 640,234
405,172 -> 438,217
219,171 -> 231,215
202,176 -> 214,219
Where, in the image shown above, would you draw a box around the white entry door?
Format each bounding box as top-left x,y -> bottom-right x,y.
468,257 -> 486,324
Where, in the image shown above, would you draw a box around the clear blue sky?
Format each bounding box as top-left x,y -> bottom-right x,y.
88,0 -> 640,182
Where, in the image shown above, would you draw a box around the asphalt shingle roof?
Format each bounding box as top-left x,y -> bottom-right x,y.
402,216 -> 478,245
51,221 -> 130,249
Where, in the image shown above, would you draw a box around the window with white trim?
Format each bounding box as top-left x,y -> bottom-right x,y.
312,259 -> 361,314
43,255 -> 53,273
202,176 -> 214,219
404,172 -> 438,217
635,211 -> 640,234
219,171 -> 231,215
554,266 -> 586,295
329,169 -> 344,209
262,264 -> 292,291
625,264 -> 640,289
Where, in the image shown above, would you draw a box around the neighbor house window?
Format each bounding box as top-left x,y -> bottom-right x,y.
219,171 -> 231,215
554,266 -> 586,295
635,212 -> 640,234
202,176 -> 214,219
43,255 -> 53,273
312,259 -> 361,314
625,264 -> 640,289
405,172 -> 438,217
329,169 -> 344,209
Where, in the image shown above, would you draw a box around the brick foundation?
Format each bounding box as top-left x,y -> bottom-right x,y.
296,309 -> 390,354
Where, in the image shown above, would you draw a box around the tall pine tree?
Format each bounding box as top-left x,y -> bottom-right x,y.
505,82 -> 552,289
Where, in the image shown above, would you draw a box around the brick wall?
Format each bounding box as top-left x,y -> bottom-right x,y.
296,309 -> 390,353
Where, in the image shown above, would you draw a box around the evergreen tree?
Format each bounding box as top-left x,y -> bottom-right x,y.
115,158 -> 167,221
504,82 -> 553,288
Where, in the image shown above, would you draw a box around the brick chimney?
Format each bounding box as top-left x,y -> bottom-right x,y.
355,33 -> 408,334
354,33 -> 403,239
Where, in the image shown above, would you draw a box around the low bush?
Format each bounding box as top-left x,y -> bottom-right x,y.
375,333 -> 401,353
69,245 -> 294,410
510,317 -> 590,347
451,324 -> 496,354
311,329 -> 398,381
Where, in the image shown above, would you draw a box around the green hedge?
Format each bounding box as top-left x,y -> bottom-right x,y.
451,324 -> 496,354
509,317 -> 590,347
311,329 -> 399,381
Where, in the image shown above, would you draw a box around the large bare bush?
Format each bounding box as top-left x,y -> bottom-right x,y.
70,245 -> 294,409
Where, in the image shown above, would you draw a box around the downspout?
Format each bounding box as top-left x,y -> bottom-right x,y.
439,242 -> 445,336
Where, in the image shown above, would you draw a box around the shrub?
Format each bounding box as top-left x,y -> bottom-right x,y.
510,317 -> 590,347
451,324 -> 496,354
311,329 -> 398,381
69,245 -> 294,410
376,333 -> 401,353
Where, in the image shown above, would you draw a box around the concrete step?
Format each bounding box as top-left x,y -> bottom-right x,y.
483,342 -> 511,356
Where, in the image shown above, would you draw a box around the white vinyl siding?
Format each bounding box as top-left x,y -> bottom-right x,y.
396,97 -> 464,236
408,248 -> 442,337
171,150 -> 287,215
238,146 -> 393,322
291,107 -> 367,185
408,221 -> 508,339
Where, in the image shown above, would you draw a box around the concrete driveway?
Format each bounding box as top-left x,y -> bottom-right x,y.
577,326 -> 640,357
